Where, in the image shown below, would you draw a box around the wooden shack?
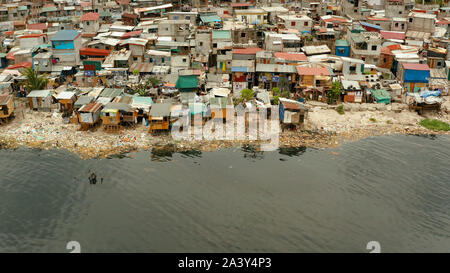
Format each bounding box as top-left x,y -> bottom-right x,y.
149,103 -> 171,134
279,98 -> 308,130
55,91 -> 77,113
0,94 -> 14,124
101,102 -> 135,131
74,95 -> 95,113
26,90 -> 55,111
78,102 -> 103,130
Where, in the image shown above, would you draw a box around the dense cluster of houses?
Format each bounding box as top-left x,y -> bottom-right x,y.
0,0 -> 449,131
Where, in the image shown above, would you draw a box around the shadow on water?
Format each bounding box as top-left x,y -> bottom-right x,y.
151,144 -> 175,162
278,146 -> 307,157
241,144 -> 265,160
179,149 -> 202,159
409,134 -> 437,140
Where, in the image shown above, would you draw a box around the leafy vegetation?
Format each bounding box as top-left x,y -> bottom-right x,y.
240,88 -> 255,102
21,67 -> 48,91
419,119 -> 450,131
369,118 -> 377,123
327,81 -> 341,105
272,87 -> 289,105
132,69 -> 140,76
336,105 -> 345,115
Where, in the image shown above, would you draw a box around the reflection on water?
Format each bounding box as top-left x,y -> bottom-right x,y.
241,144 -> 265,160
278,146 -> 307,157
179,149 -> 202,159
151,145 -> 175,162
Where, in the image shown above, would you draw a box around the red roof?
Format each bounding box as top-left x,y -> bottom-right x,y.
322,16 -> 348,23
296,66 -> 331,76
402,63 -> 430,71
122,30 -> 143,39
232,47 -> 263,55
437,19 -> 450,25
27,23 -> 47,30
381,47 -> 393,55
5,31 -> 14,36
274,52 -> 307,61
19,34 -> 47,39
80,1 -> 92,7
386,44 -> 402,51
81,33 -> 97,38
80,47 -> 111,57
81,12 -> 100,21
380,30 -> 405,40
6,51 -> 15,60
230,3 -> 251,7
7,62 -> 32,70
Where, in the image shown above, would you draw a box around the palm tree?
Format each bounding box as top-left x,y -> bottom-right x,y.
21,67 -> 48,92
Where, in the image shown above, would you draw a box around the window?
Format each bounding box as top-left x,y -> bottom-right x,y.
409,18 -> 413,23
383,58 -> 387,63
199,42 -> 203,46
185,16 -> 190,20
399,11 -> 402,14
161,58 -> 165,63
241,32 -> 246,38
86,21 -> 90,26
173,16 -> 179,20
213,43 -> 217,48
338,48 -> 345,53
395,23 -> 399,27
401,24 -> 405,30
182,58 -> 186,63
304,22 -> 308,26
371,45 -> 377,51
291,22 -> 296,27
349,65 -> 356,72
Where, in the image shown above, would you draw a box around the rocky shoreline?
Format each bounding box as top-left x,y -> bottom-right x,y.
0,101 -> 449,159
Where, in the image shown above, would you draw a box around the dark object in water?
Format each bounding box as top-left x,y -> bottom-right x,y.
89,172 -> 97,184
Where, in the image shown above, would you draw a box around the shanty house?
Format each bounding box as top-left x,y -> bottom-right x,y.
279,98 -> 308,129
55,91 -> 77,113
149,103 -> 172,133
78,102 -> 103,129
81,12 -> 100,34
399,63 -> 430,92
26,90 -> 55,111
0,94 -> 14,123
50,30 -> 82,67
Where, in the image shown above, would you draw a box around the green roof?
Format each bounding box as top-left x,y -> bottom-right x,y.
100,10 -> 112,17
200,15 -> 221,23
212,30 -> 231,40
175,75 -> 198,90
370,89 -> 391,105
0,53 -> 7,58
99,88 -> 124,98
18,6 -> 28,11
41,7 -> 58,13
336,40 -> 349,47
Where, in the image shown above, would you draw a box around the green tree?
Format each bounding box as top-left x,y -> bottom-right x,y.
146,77 -> 160,88
240,88 -> 255,102
21,67 -> 48,91
132,69 -> 140,76
327,81 -> 341,104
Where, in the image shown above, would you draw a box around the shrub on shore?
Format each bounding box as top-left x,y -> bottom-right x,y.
369,118 -> 377,123
419,119 -> 450,131
336,105 -> 345,115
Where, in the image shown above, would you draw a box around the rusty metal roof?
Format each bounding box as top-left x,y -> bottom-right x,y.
0,94 -> 11,105
79,102 -> 103,113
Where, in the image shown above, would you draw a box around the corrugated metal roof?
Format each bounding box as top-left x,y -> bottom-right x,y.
256,64 -> 297,73
296,66 -> 331,76
402,63 -> 430,71
100,88 -> 124,98
150,103 -> 171,117
103,102 -> 132,112
79,102 -> 102,113
50,30 -> 80,41
74,95 -> 95,107
55,91 -> 76,100
27,90 -> 53,98
0,94 -> 11,105
212,30 -> 231,40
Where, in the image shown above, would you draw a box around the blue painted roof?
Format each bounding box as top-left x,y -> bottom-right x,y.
231,66 -> 248,72
50,30 -> 80,41
360,21 -> 382,30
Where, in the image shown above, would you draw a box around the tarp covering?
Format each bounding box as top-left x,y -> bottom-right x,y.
370,89 -> 391,104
